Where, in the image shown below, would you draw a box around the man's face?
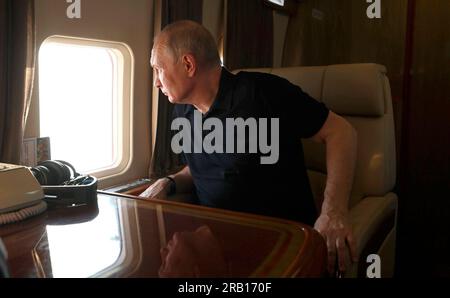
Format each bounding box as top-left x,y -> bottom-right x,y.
158,226 -> 229,277
150,44 -> 192,104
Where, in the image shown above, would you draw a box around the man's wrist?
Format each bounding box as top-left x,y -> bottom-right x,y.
321,204 -> 348,217
164,176 -> 176,196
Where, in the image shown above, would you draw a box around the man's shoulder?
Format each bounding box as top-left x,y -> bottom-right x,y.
234,69 -> 284,81
233,70 -> 291,89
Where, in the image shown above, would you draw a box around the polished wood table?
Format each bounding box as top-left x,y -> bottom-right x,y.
0,192 -> 327,278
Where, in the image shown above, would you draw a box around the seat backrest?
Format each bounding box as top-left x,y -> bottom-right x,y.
233,64 -> 396,208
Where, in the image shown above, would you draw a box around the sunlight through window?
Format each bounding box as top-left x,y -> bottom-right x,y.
39,40 -> 121,173
268,0 -> 285,6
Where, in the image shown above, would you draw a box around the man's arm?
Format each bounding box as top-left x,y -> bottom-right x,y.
310,111 -> 358,275
139,165 -> 194,200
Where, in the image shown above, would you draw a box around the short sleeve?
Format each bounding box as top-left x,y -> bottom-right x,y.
256,73 -> 329,138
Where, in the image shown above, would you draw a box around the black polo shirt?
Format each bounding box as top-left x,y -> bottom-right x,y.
172,67 -> 329,226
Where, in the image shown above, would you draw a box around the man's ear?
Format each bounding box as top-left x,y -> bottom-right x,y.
182,54 -> 196,77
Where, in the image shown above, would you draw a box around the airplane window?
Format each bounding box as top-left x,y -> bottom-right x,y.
267,0 -> 285,6
38,37 -> 133,177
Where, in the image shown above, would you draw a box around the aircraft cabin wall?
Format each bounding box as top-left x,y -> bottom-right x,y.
26,0 -> 154,188
25,0 -> 291,189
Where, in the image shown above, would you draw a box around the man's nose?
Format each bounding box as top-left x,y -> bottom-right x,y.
153,78 -> 161,89
154,76 -> 161,89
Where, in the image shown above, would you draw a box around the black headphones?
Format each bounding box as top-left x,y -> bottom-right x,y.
30,160 -> 93,186
29,160 -> 98,207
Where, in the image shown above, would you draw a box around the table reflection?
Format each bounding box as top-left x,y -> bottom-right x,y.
158,225 -> 230,277
1,193 -> 326,278
43,198 -> 121,277
33,195 -> 143,278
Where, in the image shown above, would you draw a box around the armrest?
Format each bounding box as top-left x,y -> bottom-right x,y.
102,178 -> 152,195
123,184 -> 151,196
103,179 -> 197,204
350,192 -> 397,254
344,192 -> 398,277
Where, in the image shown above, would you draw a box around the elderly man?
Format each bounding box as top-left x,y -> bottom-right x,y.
141,20 -> 358,275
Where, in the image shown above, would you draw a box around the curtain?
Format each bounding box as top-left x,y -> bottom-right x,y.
149,0 -> 203,178
0,0 -> 35,164
225,0 -> 273,70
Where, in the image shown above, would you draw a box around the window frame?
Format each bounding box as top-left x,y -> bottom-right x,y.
37,36 -> 134,179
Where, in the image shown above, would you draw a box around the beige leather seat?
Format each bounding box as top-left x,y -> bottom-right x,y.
234,64 -> 398,277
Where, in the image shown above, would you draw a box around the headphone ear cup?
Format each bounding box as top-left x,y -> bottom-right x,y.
38,160 -> 66,185
55,160 -> 78,179
55,160 -> 72,182
34,165 -> 50,185
30,167 -> 45,185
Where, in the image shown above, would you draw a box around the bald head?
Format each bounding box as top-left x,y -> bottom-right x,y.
154,20 -> 221,69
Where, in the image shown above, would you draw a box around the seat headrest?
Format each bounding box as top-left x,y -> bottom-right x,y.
321,64 -> 387,117
234,63 -> 388,117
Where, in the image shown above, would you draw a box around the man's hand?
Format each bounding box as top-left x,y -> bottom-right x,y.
310,112 -> 358,276
314,210 -> 358,276
139,178 -> 171,200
